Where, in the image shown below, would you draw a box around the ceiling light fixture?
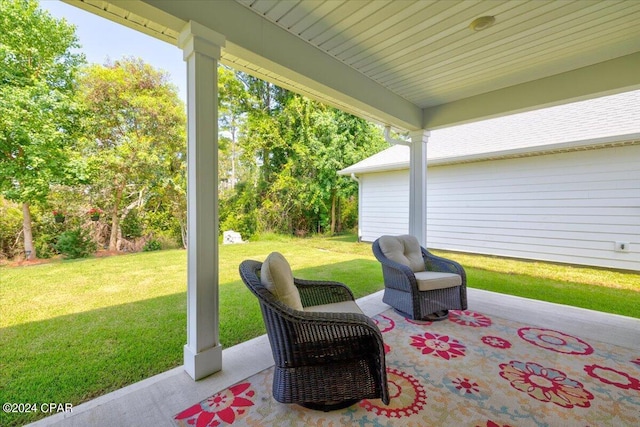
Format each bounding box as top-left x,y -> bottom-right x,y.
469,16 -> 496,31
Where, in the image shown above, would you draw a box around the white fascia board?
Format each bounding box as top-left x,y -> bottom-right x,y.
142,0 -> 422,130
64,0 -> 184,44
423,52 -> 640,130
338,162 -> 409,176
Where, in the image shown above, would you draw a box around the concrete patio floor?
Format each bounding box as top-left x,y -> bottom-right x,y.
29,289 -> 640,427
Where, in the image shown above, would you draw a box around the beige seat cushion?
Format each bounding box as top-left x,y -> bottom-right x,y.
304,300 -> 364,315
414,271 -> 461,291
261,252 -> 303,311
378,235 -> 425,272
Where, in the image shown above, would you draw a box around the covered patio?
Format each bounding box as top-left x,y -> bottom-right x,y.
30,289 -> 640,426
30,0 -> 640,425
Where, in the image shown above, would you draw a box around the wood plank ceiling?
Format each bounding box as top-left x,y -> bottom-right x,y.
236,0 -> 640,108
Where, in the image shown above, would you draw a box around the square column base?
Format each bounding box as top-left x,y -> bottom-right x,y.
184,344 -> 223,380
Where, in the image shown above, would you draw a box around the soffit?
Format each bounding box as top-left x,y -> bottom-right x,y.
237,0 -> 640,108
68,0 -> 182,43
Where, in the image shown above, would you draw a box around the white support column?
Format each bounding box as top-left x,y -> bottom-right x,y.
408,130 -> 430,247
178,21 -> 226,380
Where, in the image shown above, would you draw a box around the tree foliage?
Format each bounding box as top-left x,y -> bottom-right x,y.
220,71 -> 387,238
0,0 -> 85,258
0,26 -> 386,258
78,58 -> 186,250
218,65 -> 249,190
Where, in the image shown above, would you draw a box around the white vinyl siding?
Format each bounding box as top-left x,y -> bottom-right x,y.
359,145 -> 640,271
359,170 -> 409,242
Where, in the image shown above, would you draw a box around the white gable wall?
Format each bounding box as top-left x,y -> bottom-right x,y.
358,145 -> 640,271
360,170 -> 409,242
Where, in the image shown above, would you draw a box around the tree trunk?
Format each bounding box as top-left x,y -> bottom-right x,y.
336,197 -> 341,233
108,186 -> 124,251
231,124 -> 237,189
22,202 -> 36,260
109,209 -> 119,251
330,191 -> 336,235
180,220 -> 187,249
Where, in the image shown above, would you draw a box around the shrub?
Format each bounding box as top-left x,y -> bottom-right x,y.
33,232 -> 58,259
55,228 -> 97,259
339,195 -> 359,233
142,210 -> 183,248
220,212 -> 256,241
142,239 -> 162,252
152,232 -> 182,250
121,210 -> 143,239
0,198 -> 23,259
219,182 -> 258,239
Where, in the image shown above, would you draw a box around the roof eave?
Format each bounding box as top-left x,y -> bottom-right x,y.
340,132 -> 640,175
430,132 -> 640,166
338,162 -> 409,176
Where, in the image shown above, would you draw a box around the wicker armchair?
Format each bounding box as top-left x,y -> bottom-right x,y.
373,235 -> 467,321
239,257 -> 389,411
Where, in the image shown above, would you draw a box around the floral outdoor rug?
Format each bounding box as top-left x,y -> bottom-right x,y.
174,309 -> 640,426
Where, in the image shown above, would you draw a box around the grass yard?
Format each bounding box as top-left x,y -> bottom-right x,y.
1,234 -> 638,426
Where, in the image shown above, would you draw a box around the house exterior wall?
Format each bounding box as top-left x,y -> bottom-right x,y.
360,169 -> 409,242
358,145 -> 640,271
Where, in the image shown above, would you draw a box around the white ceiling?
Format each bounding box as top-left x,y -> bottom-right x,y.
236,0 -> 640,106
67,0 -> 640,130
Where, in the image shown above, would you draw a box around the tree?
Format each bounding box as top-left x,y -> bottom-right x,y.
236,71 -> 387,236
312,108 -> 388,233
0,0 -> 85,259
78,58 -> 186,251
218,65 -> 249,190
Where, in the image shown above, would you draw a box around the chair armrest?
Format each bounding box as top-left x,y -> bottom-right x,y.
377,256 -> 415,278
422,248 -> 467,284
295,278 -> 355,307
289,311 -> 386,363
272,303 -> 382,345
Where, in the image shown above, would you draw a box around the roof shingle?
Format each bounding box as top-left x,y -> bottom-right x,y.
340,90 -> 640,175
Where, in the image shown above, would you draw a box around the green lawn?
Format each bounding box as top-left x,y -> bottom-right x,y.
1,234 -> 638,426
